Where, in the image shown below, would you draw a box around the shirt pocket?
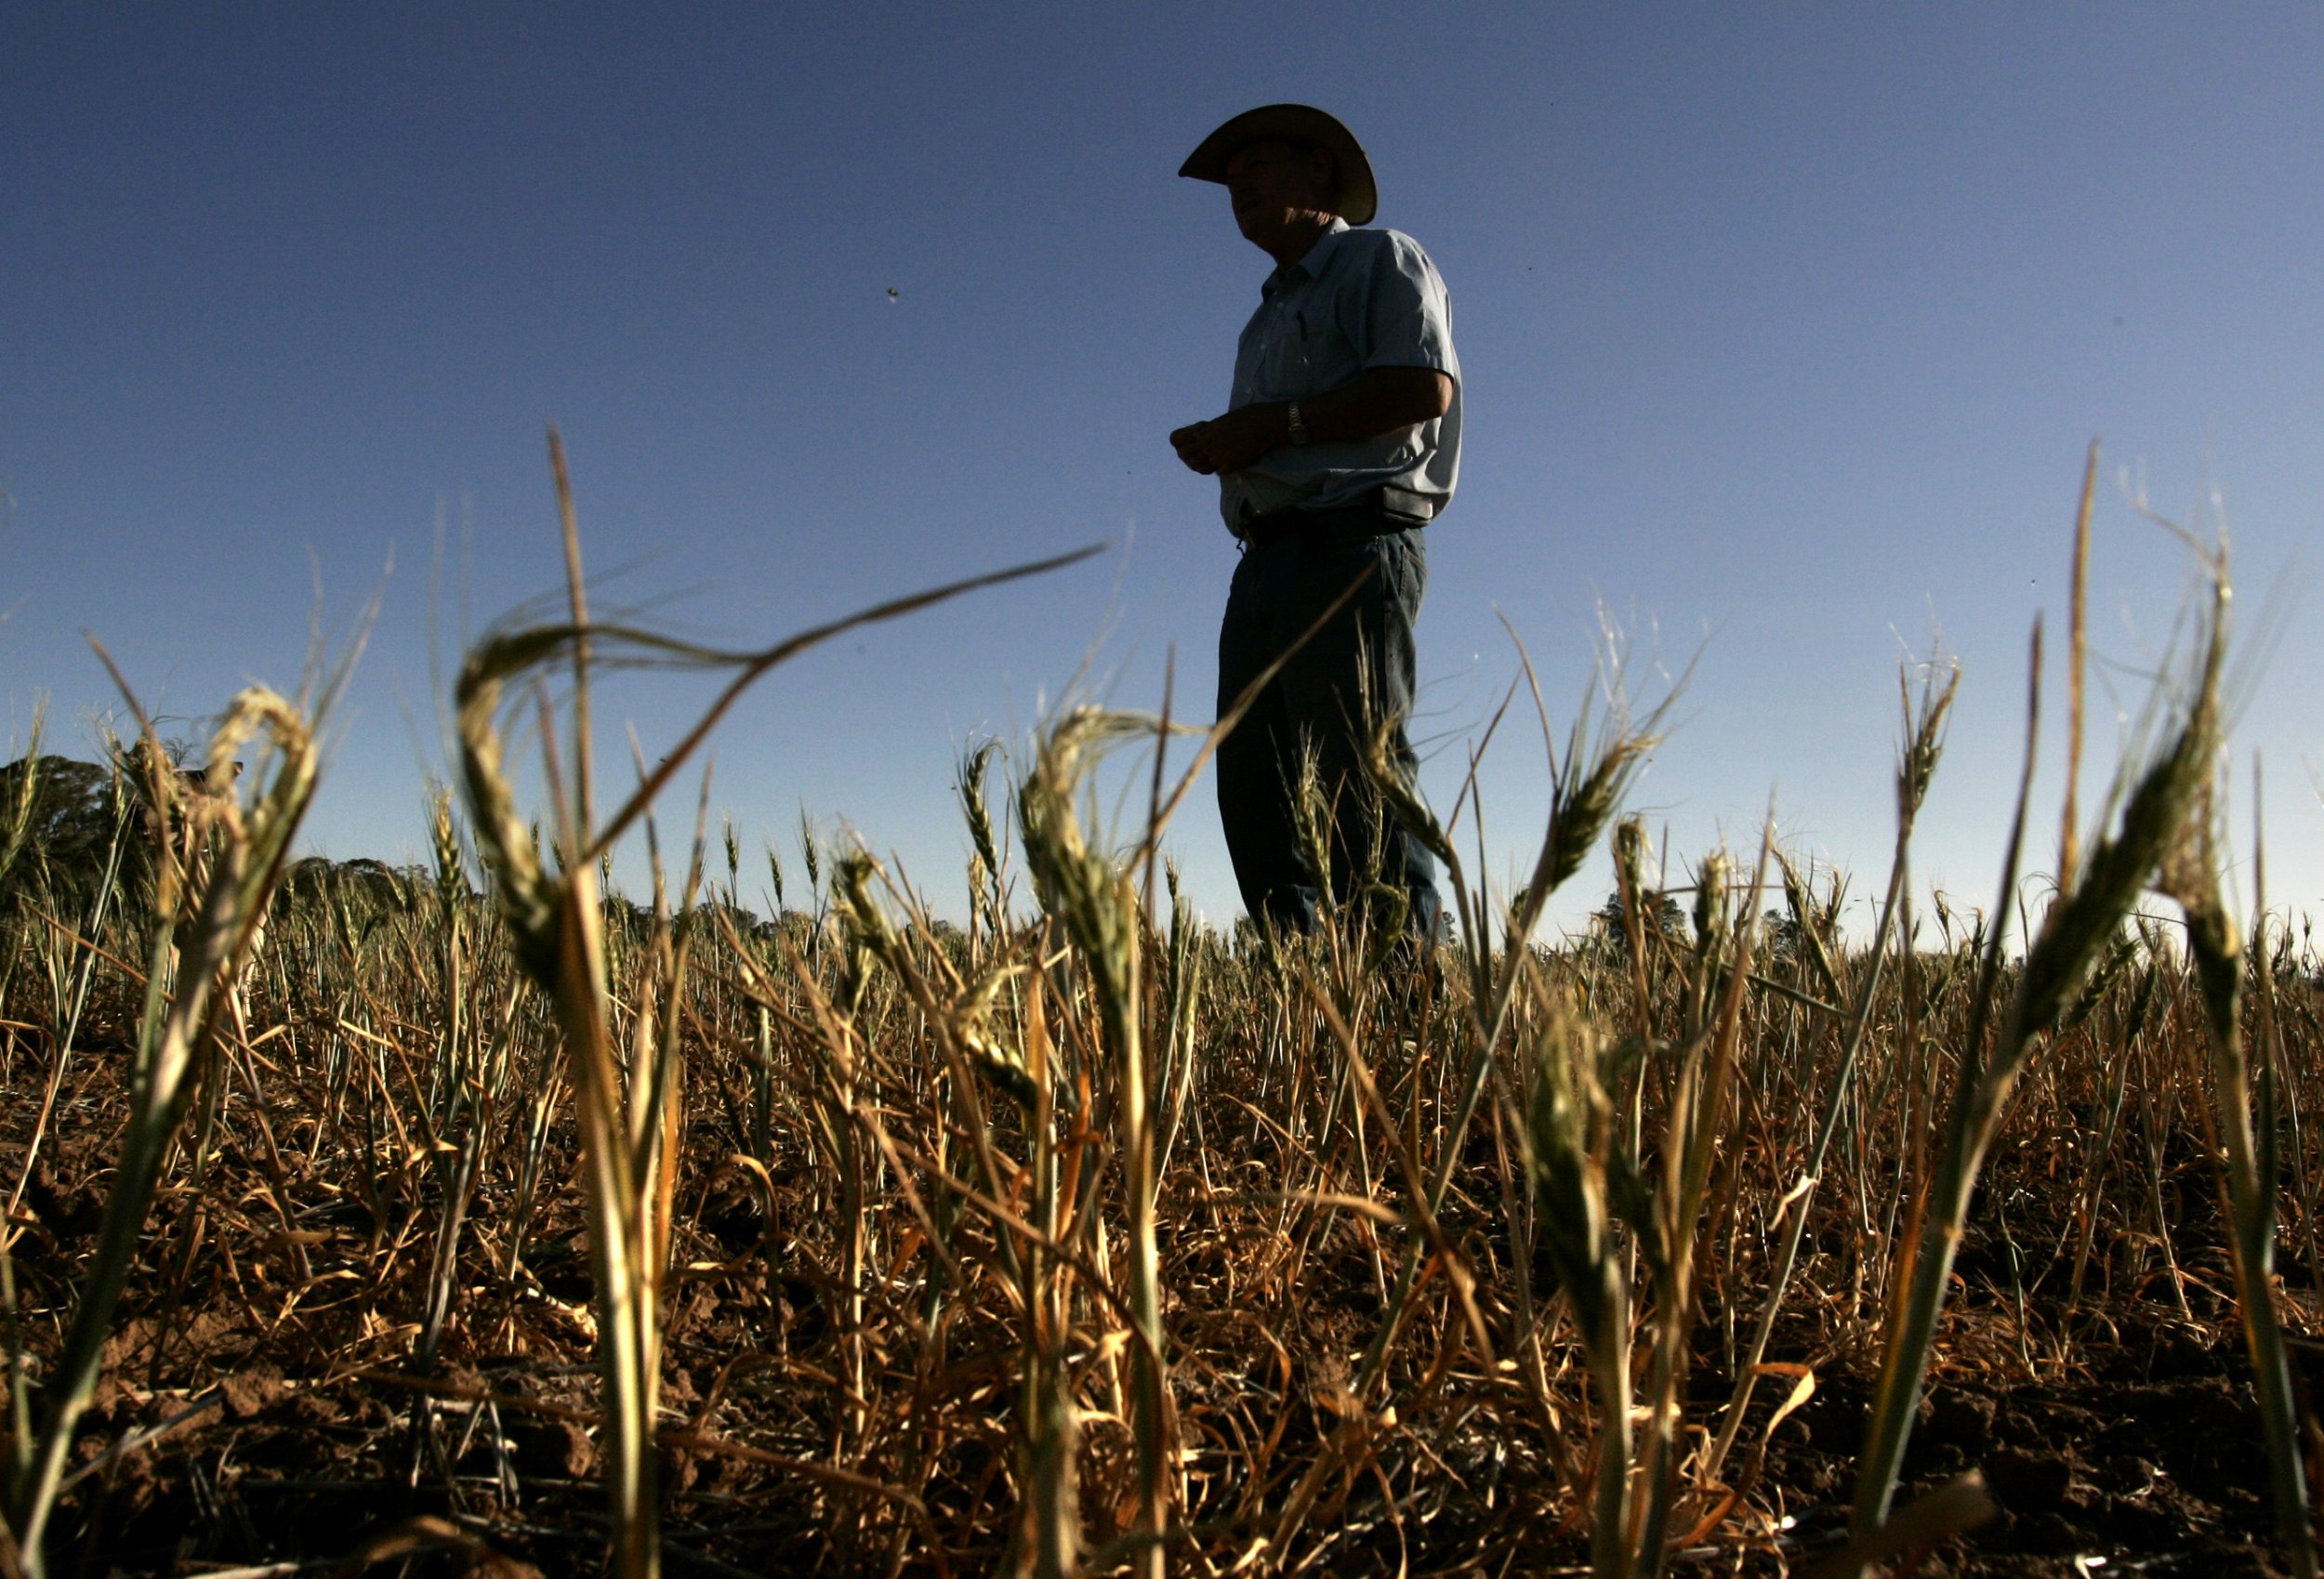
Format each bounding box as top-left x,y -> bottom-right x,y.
1272,289 -> 1352,394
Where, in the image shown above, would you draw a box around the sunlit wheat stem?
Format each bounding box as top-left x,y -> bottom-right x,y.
2165,788 -> 2317,1579
1704,659 -> 1957,1484
1021,707 -> 1169,1579
8,688 -> 318,1573
1849,558 -> 2226,1559
456,442 -> 1091,1577
1356,630 -> 1677,1397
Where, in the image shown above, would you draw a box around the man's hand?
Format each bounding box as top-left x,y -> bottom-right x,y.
1169,402 -> 1287,476
1169,369 -> 1453,477
1166,422 -> 1217,475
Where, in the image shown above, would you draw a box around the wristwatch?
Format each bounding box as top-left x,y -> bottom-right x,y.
1287,401 -> 1312,445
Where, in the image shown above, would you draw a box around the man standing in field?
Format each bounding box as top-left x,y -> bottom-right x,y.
1170,104 -> 1458,941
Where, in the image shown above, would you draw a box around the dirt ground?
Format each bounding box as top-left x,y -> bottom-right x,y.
1769,1322 -> 2291,1577
3,1031 -> 2304,1576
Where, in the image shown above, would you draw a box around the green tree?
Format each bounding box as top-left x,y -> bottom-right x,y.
1593,886 -> 1684,957
0,754 -> 124,901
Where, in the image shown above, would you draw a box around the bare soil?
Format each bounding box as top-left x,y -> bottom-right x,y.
2,1021 -> 2302,1577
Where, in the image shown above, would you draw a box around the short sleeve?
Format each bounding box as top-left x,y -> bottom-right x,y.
1356,232 -> 1459,383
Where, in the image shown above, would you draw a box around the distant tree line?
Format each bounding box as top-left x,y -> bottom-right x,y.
0,753 -> 133,906
2,752 -> 835,947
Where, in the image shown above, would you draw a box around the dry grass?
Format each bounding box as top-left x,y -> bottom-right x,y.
1,775 -> 2318,1575
0,457 -> 2314,1577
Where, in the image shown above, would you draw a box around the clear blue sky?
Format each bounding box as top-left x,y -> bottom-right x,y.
7,5 -> 2319,937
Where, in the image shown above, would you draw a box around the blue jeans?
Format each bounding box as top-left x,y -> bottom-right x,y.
1215,505 -> 1443,939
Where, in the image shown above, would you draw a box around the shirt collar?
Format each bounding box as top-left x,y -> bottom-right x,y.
1261,217 -> 1353,298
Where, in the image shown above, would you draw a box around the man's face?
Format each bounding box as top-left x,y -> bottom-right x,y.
1223,139 -> 1335,251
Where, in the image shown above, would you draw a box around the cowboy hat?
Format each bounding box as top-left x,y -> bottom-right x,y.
1178,104 -> 1378,226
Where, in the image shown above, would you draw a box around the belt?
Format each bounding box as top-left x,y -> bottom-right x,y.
1237,491 -> 1435,547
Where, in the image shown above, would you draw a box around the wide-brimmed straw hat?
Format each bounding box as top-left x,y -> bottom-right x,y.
1178,103 -> 1378,226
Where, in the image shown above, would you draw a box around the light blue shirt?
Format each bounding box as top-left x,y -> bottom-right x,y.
1220,219 -> 1462,530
